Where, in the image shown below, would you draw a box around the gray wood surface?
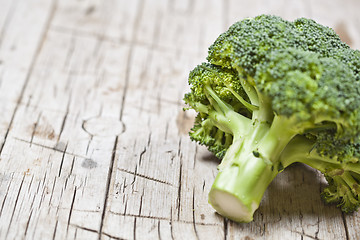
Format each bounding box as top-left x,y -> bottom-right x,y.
0,0 -> 359,239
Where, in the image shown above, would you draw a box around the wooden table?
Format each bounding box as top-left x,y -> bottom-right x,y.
0,0 -> 359,239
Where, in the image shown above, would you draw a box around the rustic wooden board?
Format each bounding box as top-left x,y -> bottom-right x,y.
0,0 -> 360,239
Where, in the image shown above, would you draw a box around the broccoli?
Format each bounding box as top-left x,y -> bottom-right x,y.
183,15 -> 360,222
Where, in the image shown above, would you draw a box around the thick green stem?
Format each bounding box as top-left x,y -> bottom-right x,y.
218,120 -> 270,170
209,138 -> 278,222
208,115 -> 303,222
257,116 -> 298,164
209,119 -> 289,222
278,136 -> 315,168
278,136 -> 360,176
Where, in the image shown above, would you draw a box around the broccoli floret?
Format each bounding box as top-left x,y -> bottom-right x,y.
184,15 -> 360,222
279,136 -> 360,213
189,114 -> 233,159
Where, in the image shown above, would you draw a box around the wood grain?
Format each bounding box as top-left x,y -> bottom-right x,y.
0,0 -> 359,239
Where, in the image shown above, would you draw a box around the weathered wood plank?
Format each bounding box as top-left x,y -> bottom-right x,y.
0,1 -> 58,239
0,0 -> 360,239
0,0 -> 56,153
0,24 -> 129,240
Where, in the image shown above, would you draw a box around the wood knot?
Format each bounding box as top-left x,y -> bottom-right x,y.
82,117 -> 124,137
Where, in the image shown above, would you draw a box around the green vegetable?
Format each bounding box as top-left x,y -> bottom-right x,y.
184,15 -> 360,222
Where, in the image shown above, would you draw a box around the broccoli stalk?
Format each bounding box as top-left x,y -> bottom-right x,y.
202,77 -> 319,222
209,126 -> 276,222
204,83 -> 275,222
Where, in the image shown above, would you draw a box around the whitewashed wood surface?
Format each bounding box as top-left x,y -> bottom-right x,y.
0,0 -> 360,239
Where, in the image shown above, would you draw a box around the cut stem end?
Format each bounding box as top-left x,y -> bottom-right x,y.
209,189 -> 257,223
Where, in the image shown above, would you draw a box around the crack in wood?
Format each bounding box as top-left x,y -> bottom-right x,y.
192,187 -> 200,240
67,187 -> 77,232
108,210 -> 221,227
46,204 -> 101,214
170,206 -> 175,240
147,133 -> 152,147
52,218 -> 59,240
315,215 -> 320,240
157,220 -> 162,240
137,190 -> 145,236
64,175 -> 70,190
5,174 -> 25,239
176,159 -> 183,221
57,92 -> 72,142
25,94 -> 33,109
27,174 -> 34,192
28,188 -> 37,214
101,231 -> 127,240
117,167 -> 173,186
138,147 -> 146,166
35,176 -> 42,195
293,230 -> 321,240
223,218 -> 228,240
0,175 -> 13,217
341,212 -> 350,240
133,217 -> 137,240
109,210 -> 168,221
70,224 -> 98,234
193,145 -> 198,169
14,137 -> 89,160
74,228 -> 78,239
23,209 -> 33,237
69,156 -> 76,176
130,165 -> 138,191
123,198 -> 128,216
122,178 -> 127,194
58,142 -> 68,177
98,136 -> 118,240
85,136 -> 93,155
